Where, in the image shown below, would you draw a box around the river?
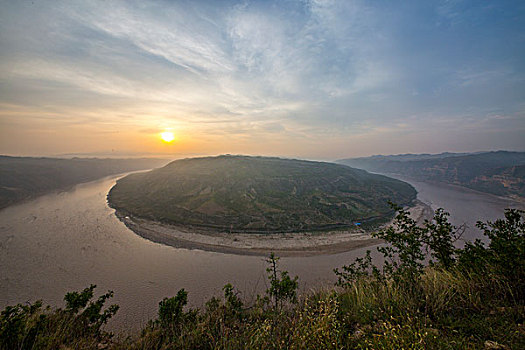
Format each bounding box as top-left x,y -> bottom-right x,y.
0,174 -> 522,331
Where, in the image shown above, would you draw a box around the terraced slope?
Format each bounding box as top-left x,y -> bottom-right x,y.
338,151 -> 525,198
108,155 -> 416,233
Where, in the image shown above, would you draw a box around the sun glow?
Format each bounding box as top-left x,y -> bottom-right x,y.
160,131 -> 175,143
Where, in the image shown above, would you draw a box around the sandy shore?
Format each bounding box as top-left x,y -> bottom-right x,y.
116,200 -> 433,257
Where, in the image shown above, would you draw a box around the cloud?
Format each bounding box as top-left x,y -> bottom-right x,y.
0,0 -> 524,157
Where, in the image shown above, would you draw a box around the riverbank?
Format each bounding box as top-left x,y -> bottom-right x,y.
114,200 -> 433,257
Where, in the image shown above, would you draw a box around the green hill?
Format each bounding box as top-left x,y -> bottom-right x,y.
0,156 -> 168,209
337,151 -> 525,198
107,155 -> 416,233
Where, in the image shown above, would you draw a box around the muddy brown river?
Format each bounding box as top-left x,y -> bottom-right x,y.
0,173 -> 521,331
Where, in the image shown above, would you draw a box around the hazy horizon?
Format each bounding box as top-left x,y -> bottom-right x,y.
2,149 -> 525,163
1,0 -> 524,159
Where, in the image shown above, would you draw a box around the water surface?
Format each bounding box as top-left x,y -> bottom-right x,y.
0,174 -> 521,330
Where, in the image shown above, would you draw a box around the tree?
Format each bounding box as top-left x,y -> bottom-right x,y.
265,253 -> 299,311
458,209 -> 524,300
423,208 -> 464,269
335,203 -> 464,286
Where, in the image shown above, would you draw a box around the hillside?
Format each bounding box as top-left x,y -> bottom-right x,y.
107,155 -> 416,233
337,151 -> 525,198
0,156 -> 168,209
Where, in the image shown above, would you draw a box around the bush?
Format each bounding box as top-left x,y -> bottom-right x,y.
334,206 -> 525,349
335,204 -> 466,287
0,285 -> 118,350
458,208 -> 525,301
158,289 -> 188,329
265,252 -> 299,311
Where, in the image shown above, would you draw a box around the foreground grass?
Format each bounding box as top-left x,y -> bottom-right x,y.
2,268 -> 522,350
2,208 -> 524,349
115,268 -> 523,349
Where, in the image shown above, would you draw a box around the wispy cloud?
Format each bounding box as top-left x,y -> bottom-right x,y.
0,0 -> 524,158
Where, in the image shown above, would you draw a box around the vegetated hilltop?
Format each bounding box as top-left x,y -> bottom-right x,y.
107,155 -> 416,233
338,151 -> 525,198
0,156 -> 169,209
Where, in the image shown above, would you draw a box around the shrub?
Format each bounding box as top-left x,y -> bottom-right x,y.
223,283 -> 243,314
424,208 -> 463,269
0,285 -> 118,350
458,208 -> 524,301
336,204 -> 467,287
158,288 -> 188,329
265,253 -> 299,311
334,206 -> 525,350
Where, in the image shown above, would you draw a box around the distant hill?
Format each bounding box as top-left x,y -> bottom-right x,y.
337,151 -> 525,198
108,155 -> 417,233
354,152 -> 472,162
0,156 -> 169,209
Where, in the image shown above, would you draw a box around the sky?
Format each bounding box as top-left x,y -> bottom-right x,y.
0,0 -> 524,160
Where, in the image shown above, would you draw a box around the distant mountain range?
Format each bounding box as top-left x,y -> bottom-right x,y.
0,156 -> 169,209
337,151 -> 525,199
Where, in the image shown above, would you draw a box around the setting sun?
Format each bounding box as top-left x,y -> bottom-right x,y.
160,131 -> 175,143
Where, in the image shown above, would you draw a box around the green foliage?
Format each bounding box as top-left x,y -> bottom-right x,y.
335,204 -> 463,287
375,203 -> 427,281
334,206 -> 525,349
64,284 -> 119,330
0,300 -> 44,350
265,253 -> 299,311
424,208 -> 461,269
351,205 -> 523,286
108,155 -> 416,232
65,284 -> 118,337
223,283 -> 243,314
65,284 -> 96,313
334,250 -> 382,286
458,208 -> 525,301
158,289 -> 188,329
0,285 -> 118,350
